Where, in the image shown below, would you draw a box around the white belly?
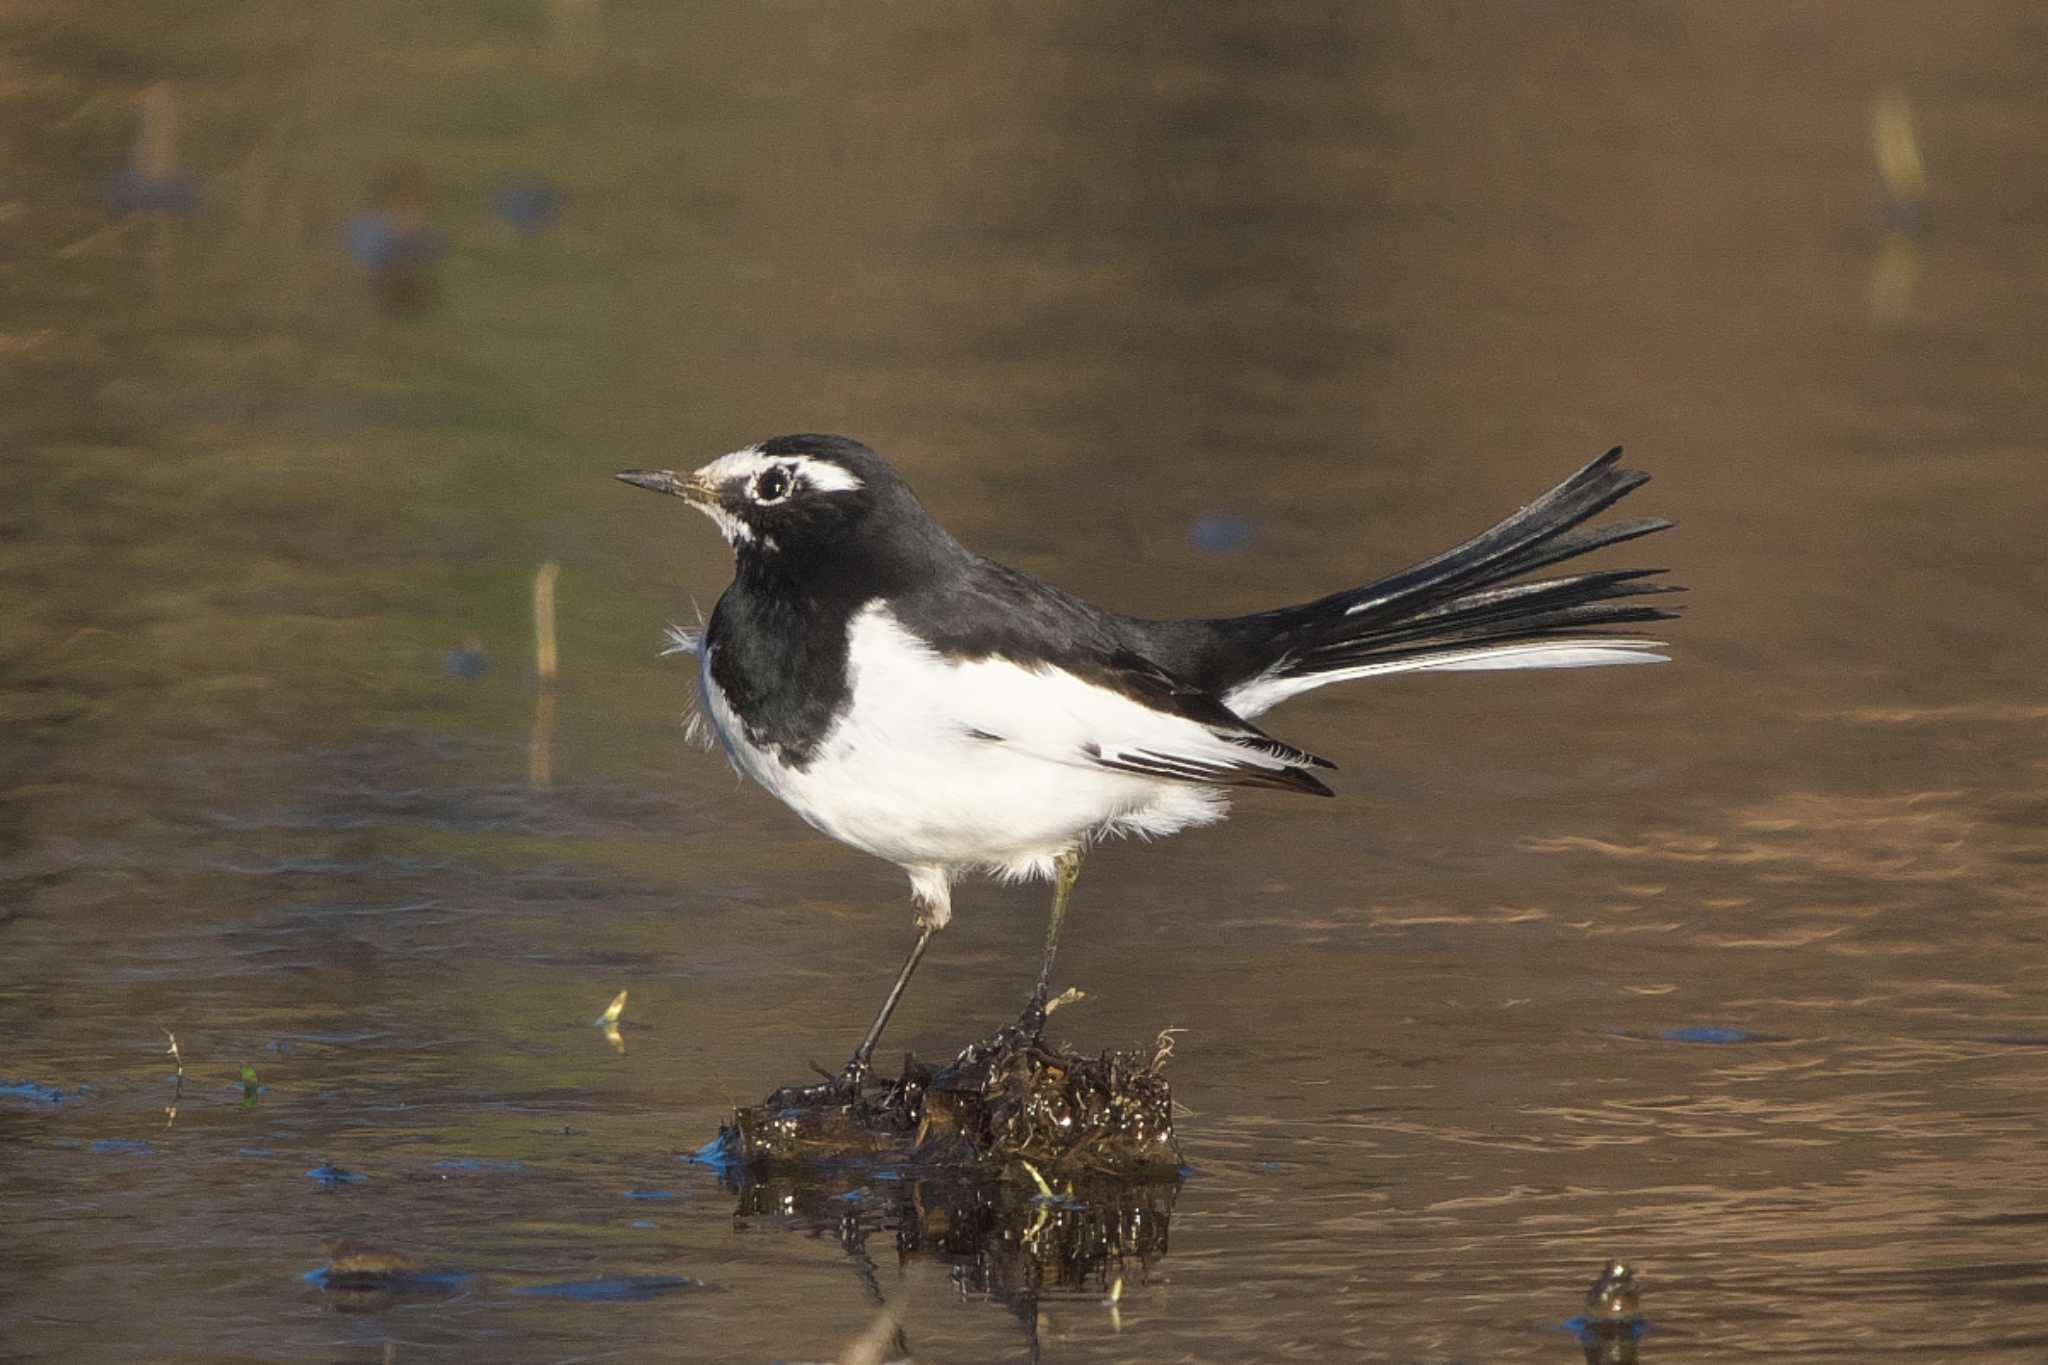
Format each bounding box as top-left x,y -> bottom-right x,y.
696,606 -> 1227,880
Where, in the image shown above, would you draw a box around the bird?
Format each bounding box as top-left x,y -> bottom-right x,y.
618,435 -> 1677,1096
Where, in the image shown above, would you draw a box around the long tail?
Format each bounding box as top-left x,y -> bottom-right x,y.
1204,448 -> 1680,718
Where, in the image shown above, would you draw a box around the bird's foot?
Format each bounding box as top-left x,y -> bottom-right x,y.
765,1055 -> 872,1110
1004,985 -> 1087,1047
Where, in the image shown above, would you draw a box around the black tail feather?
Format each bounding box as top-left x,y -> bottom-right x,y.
1330,448 -> 1650,624
1165,447 -> 1680,704
1302,569 -> 1682,662
1479,514 -> 1673,584
1279,447 -> 1676,678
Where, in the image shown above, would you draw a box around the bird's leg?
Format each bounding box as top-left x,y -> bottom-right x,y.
771,923 -> 935,1109
837,922 -> 935,1094
1015,848 -> 1085,1038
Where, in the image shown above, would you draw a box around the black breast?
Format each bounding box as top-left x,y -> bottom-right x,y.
705,578 -> 858,769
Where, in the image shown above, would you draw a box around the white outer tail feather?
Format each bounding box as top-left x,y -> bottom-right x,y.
1224,637 -> 1668,718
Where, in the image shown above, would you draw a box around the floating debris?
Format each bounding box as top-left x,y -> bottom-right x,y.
718,1022 -> 1180,1174
309,1239 -> 471,1307
1573,1260 -> 1647,1365
1585,1260 -> 1641,1322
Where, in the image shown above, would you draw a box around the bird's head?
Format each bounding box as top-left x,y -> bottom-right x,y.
618,434 -> 927,567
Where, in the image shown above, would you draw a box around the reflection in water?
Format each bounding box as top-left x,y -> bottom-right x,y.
728,1166 -> 1176,1360
1579,1321 -> 1645,1365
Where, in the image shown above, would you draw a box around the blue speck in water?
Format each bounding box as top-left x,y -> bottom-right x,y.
239,1147 -> 276,1158
1661,1026 -> 1755,1045
492,178 -> 567,233
345,213 -> 447,273
630,1219 -> 655,1229
446,641 -> 488,679
625,1189 -> 678,1201
1189,513 -> 1254,554
306,1163 -> 367,1184
681,1135 -> 738,1174
512,1275 -> 700,1302
1253,1161 -> 1285,1172
90,1138 -> 154,1157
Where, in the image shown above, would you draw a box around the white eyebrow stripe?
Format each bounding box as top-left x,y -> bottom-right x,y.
694,447 -> 865,494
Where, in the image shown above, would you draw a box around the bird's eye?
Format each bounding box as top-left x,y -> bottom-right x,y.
753,467 -> 793,503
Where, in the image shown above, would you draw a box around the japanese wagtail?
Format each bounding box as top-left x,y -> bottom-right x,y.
620,435 -> 1677,1094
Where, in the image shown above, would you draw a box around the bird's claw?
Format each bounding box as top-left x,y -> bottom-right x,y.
1010,994 -> 1049,1043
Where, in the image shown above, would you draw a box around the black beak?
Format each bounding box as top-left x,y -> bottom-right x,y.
616,469 -> 714,503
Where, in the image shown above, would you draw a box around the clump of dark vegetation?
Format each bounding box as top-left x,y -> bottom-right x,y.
307,1239 -> 470,1309
315,1238 -> 422,1291
719,1024 -> 1182,1174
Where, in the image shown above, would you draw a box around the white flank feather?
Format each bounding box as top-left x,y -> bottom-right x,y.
693,603 -> 1235,924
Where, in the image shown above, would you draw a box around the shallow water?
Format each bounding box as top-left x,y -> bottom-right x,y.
5,4 -> 2048,1362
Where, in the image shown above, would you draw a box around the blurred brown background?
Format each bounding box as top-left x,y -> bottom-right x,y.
3,4 -> 2045,1363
